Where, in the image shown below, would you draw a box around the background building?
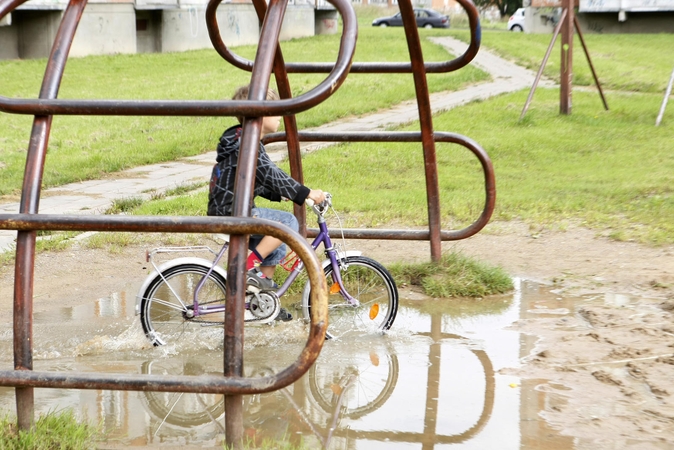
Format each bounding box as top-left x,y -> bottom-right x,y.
0,0 -> 338,60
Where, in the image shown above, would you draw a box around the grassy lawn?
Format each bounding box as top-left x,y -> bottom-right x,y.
0,24 -> 486,197
131,30 -> 674,246
448,29 -> 674,93
0,410 -> 100,449
2,20 -> 674,246
137,86 -> 673,245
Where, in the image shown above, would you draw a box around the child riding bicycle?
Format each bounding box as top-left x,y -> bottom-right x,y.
207,85 -> 326,319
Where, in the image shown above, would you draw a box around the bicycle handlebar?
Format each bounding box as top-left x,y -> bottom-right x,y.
305,192 -> 332,216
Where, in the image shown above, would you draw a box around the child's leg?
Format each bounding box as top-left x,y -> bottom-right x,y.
250,236 -> 283,278
249,208 -> 299,279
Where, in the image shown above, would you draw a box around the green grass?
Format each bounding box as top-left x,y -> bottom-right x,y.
228,435 -> 311,450
0,27 -> 487,197
449,29 -> 674,93
0,410 -> 309,450
82,231 -> 204,252
127,86 -> 674,245
105,197 -> 145,214
389,251 -> 513,297
0,410 -> 100,449
2,27 -> 674,250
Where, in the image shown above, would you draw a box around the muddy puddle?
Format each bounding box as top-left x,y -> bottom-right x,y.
0,279 -> 605,448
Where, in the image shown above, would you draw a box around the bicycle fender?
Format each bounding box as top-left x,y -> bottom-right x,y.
135,257 -> 228,315
320,251 -> 362,269
301,251 -> 364,305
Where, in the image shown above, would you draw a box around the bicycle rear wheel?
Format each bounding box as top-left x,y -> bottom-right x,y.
301,256 -> 398,339
139,264 -> 227,346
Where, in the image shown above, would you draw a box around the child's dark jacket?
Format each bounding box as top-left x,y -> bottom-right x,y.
207,125 -> 310,217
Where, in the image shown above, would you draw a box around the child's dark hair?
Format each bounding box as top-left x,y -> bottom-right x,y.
232,85 -> 280,124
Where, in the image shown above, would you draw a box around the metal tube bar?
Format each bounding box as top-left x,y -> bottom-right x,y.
398,0 -> 441,261
0,215 -> 329,393
0,0 -> 28,20
13,0 -> 88,430
0,0 -> 490,441
263,130 -> 496,240
0,213 -> 328,234
0,359 -> 324,395
0,95 -> 351,118
0,0 -> 356,118
206,0 -> 480,74
224,0 -> 293,445
253,0 -> 310,235
656,66 -> 674,126
574,16 -> 608,111
519,8 -> 567,121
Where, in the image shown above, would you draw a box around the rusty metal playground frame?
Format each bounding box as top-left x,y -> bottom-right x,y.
0,0 -> 494,446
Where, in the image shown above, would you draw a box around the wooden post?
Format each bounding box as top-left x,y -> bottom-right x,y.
560,0 -> 574,114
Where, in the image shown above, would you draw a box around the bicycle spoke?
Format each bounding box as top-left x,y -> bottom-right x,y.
142,296 -> 187,313
303,256 -> 398,339
140,264 -> 227,346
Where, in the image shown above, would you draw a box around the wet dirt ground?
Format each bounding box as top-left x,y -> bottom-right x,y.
0,222 -> 673,449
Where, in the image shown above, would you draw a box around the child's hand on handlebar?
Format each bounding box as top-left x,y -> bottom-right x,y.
307,189 -> 326,206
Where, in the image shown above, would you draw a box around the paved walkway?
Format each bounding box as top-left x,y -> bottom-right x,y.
0,36 -> 554,253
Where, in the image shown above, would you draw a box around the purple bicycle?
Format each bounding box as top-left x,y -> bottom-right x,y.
136,193 -> 399,345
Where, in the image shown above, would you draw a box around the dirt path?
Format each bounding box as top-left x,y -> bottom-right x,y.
1,222 -> 674,447
359,222 -> 674,446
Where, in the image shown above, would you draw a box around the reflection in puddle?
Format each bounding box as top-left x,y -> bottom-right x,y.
0,279 -> 598,448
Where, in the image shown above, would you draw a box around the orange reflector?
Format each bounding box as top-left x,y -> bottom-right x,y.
369,352 -> 380,367
330,283 -> 341,294
331,384 -> 343,395
369,303 -> 379,320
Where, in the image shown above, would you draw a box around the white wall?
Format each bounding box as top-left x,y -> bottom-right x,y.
0,2 -> 317,60
161,4 -> 260,53
17,10 -> 61,59
280,4 -> 314,40
70,3 -> 137,57
0,20 -> 19,59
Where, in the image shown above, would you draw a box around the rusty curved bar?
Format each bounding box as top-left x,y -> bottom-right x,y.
206,0 -> 480,74
0,0 -> 356,117
263,130 -> 496,241
11,0 -> 89,430
0,0 -> 28,20
0,214 -> 329,395
253,0 -> 309,235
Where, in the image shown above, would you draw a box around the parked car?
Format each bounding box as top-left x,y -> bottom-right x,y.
372,8 -> 450,29
508,8 -> 525,32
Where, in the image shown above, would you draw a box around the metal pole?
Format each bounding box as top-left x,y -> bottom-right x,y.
656,66 -> 674,126
13,0 -> 87,430
398,0 -> 442,262
560,0 -> 574,115
519,9 -> 567,121
224,0 -> 289,446
574,16 -> 608,111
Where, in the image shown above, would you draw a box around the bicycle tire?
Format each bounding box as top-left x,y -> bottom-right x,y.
140,360 -> 224,426
140,263 -> 227,346
301,256 -> 398,339
308,348 -> 399,420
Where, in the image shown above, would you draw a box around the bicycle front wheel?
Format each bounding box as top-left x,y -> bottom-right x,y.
302,256 -> 398,339
308,346 -> 399,419
139,264 -> 227,346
